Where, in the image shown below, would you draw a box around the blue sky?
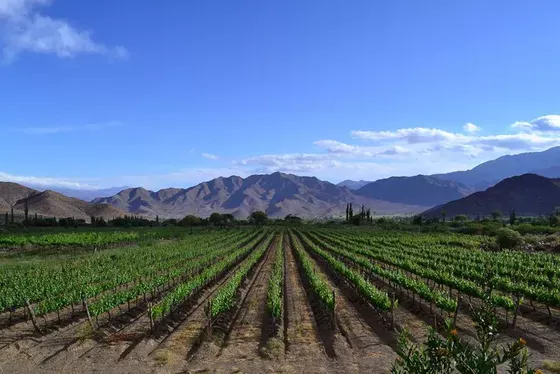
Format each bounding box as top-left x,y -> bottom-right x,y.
1,0 -> 560,190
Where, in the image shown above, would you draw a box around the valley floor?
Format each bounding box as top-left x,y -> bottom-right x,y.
1,229 -> 559,373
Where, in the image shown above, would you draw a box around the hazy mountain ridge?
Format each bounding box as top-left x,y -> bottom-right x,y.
93,172 -> 426,218
356,175 -> 474,206
423,174 -> 560,218
336,180 -> 372,190
432,146 -> 560,189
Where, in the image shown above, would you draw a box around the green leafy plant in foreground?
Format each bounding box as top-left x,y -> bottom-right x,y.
391,296 -> 540,374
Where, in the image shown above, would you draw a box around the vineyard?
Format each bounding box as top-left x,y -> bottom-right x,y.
0,227 -> 559,373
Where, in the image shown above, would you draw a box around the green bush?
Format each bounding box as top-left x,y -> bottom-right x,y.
511,223 -> 556,235
392,296 -> 538,374
496,228 -> 524,250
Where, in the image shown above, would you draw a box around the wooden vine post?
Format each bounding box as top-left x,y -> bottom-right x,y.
25,299 -> 42,334
148,302 -> 154,331
82,297 -> 95,330
512,294 -> 522,329
206,300 -> 213,337
390,292 -> 396,329
331,289 -> 336,330
452,295 -> 461,328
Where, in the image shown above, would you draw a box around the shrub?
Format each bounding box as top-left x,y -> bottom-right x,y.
496,228 -> 524,250
392,296 -> 538,374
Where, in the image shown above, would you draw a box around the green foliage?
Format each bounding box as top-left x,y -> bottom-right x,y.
210,234 -> 273,317
491,210 -> 502,221
306,232 -> 453,312
495,228 -> 524,250
267,236 -> 284,318
453,214 -> 468,222
412,215 -> 424,225
250,211 -> 268,226
392,298 -> 538,374
290,232 -> 335,311
180,214 -> 201,227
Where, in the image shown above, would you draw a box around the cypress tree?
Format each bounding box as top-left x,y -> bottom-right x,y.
24,198 -> 29,224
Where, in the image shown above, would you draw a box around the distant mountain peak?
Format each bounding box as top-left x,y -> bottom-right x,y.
337,179 -> 372,190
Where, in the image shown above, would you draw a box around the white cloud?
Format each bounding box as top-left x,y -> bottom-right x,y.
201,152 -> 219,160
0,0 -> 128,62
351,118 -> 560,153
0,171 -> 97,189
313,140 -> 410,158
511,115 -> 560,132
352,128 -> 470,144
463,123 -> 480,133
236,153 -> 335,174
14,121 -> 122,135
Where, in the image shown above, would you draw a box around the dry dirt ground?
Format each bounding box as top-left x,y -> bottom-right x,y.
1,234 -> 559,374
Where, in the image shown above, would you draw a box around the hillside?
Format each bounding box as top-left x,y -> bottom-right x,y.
0,182 -> 36,211
356,175 -> 473,206
94,172 -> 426,218
433,146 -> 560,189
0,182 -> 126,220
423,174 -> 560,218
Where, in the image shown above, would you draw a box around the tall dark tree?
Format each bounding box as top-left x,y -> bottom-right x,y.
222,213 -> 235,227
509,210 -> 516,225
491,210 -> 502,221
91,215 -> 95,225
345,204 -> 349,222
156,215 -> 160,225
24,198 -> 29,224
441,211 -> 447,224
366,209 -> 371,223
349,203 -> 354,219
181,214 -> 201,233
250,211 -> 268,226
4,212 -> 8,226
209,212 -> 223,227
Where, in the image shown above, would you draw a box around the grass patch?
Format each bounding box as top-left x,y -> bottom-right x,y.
154,350 -> 171,365
544,361 -> 560,373
259,337 -> 284,359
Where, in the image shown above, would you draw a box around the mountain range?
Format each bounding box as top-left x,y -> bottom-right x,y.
340,146 -> 560,206
93,172 -> 425,219
5,146 -> 560,220
433,146 -> 560,189
0,182 -> 126,221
